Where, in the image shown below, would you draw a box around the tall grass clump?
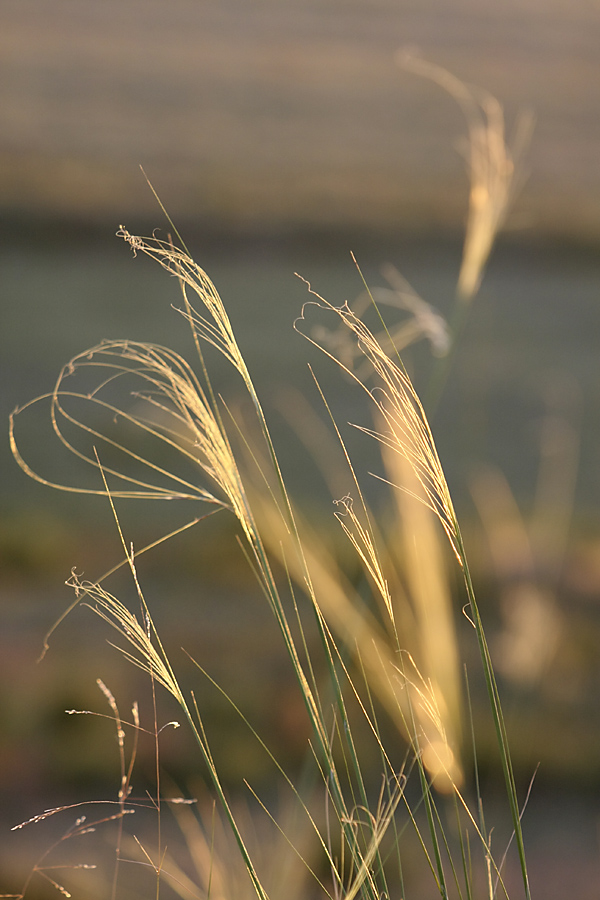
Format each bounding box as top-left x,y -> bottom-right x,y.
9,61 -> 533,900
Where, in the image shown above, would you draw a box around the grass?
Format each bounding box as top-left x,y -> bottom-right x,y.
7,61 -> 537,900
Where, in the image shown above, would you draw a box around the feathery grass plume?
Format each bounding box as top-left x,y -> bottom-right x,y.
253,484 -> 463,797
115,228 -> 261,418
298,282 -> 531,898
269,383 -> 463,791
400,52 -> 533,304
9,340 -> 239,505
298,289 -> 461,562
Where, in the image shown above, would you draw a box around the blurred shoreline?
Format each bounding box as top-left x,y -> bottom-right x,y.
2,0 -> 599,242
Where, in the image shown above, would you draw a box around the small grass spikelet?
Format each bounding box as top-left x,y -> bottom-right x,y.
67,571 -> 182,703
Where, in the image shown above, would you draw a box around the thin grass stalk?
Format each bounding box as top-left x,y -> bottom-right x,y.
456,533 -> 531,900
301,276 -> 531,897
251,490 -> 413,890
454,795 -> 475,900
304,610 -> 390,897
182,654 -> 339,897
68,557 -> 271,900
405,680 -> 449,900
323,616 -> 447,893
354,653 -> 408,894
464,667 -> 494,899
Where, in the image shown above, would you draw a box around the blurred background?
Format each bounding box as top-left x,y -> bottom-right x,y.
2,0 -> 600,897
